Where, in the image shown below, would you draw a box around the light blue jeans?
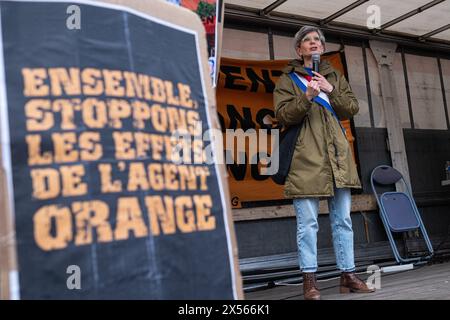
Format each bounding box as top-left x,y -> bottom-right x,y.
293,186 -> 356,273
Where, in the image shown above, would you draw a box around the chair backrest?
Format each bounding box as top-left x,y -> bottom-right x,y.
380,192 -> 420,231
371,166 -> 419,231
370,166 -> 434,262
371,165 -> 403,185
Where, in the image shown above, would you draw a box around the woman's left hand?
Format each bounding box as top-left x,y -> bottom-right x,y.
312,71 -> 334,94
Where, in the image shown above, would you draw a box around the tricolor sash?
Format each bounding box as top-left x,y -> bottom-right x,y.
288,71 -> 346,137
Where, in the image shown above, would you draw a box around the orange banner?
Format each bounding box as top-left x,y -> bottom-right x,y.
217,53 -> 355,208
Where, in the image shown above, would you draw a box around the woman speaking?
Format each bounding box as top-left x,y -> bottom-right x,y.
273,25 -> 375,300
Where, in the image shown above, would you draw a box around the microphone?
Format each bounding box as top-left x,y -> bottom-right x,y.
312,53 -> 320,73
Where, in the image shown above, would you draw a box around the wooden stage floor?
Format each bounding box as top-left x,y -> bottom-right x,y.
245,261 -> 450,300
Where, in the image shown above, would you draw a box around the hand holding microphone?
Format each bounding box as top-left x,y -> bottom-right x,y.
312,71 -> 334,94
311,52 -> 334,94
305,52 -> 322,101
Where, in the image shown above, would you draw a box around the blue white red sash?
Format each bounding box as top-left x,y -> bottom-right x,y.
288,71 -> 346,137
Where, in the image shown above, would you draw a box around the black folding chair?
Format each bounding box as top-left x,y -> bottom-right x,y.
370,165 -> 434,264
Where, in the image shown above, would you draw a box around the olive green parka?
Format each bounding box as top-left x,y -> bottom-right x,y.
273,59 -> 361,198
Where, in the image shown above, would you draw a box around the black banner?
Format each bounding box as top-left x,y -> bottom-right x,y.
0,0 -> 236,299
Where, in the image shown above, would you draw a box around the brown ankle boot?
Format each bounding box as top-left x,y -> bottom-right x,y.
303,273 -> 321,300
340,272 -> 375,294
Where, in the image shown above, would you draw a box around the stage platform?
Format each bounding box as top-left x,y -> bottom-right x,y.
245,261 -> 450,300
